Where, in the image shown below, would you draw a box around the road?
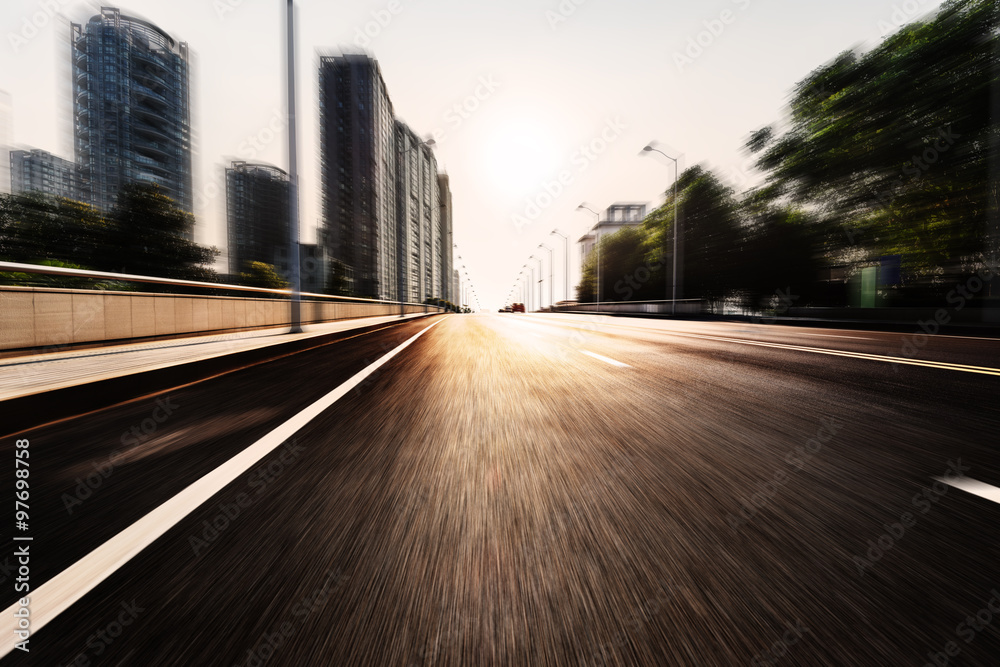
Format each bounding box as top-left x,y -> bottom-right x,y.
2,313 -> 999,666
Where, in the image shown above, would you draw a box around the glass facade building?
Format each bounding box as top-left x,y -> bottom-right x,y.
71,7 -> 192,214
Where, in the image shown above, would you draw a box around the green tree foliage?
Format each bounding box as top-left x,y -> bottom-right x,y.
0,193 -> 107,265
0,185 -> 219,288
238,261 -> 288,290
577,226 -> 648,302
631,166 -> 743,307
747,0 -> 997,298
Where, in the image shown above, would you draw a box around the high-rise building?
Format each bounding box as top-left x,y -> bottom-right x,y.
395,121 -> 440,303
225,161 -> 289,276
9,148 -> 83,201
71,7 -> 192,213
437,173 -> 453,303
0,91 -> 11,195
319,54 -> 397,299
319,53 -> 454,304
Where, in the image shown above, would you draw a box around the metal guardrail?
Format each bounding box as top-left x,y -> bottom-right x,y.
0,261 -> 445,310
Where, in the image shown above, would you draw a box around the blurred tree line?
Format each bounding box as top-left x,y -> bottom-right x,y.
0,183 -> 219,289
579,0 -> 997,311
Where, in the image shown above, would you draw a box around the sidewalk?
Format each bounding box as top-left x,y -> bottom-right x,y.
0,313 -> 434,402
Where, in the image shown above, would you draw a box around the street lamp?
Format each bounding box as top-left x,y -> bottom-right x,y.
577,204 -> 601,310
524,264 -> 535,313
530,255 -> 543,312
551,229 -> 569,303
538,243 -> 554,310
642,144 -> 681,316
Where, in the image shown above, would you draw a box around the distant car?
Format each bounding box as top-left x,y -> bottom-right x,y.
498,308 -> 505,312
504,306 -> 513,313
512,303 -> 525,313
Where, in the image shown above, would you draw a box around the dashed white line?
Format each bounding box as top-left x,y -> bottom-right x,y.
934,476 -> 1000,505
581,350 -> 631,368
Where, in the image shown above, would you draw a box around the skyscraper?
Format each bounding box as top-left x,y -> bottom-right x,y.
71,7 -> 192,214
225,161 -> 289,276
437,173 -> 453,303
0,91 -> 11,195
319,54 -> 397,299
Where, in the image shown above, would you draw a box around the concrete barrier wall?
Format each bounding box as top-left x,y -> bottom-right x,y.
549,300 -> 1000,325
0,286 -> 436,352
551,301 -> 703,315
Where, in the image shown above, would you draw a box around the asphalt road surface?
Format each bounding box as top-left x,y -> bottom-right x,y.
2,313 -> 999,666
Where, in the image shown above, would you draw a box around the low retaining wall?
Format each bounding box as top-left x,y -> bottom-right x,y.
0,286 -> 438,352
551,301 -> 703,315
549,299 -> 1000,327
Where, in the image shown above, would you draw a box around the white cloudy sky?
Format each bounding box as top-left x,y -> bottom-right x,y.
0,0 -> 945,308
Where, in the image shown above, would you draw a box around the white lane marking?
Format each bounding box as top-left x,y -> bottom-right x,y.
581,350 -> 631,368
934,476 -> 1000,505
0,318 -> 446,658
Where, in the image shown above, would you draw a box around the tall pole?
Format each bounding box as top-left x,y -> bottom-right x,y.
531,256 -> 542,312
577,205 -> 601,312
523,265 -> 529,310
539,244 -> 553,310
529,263 -> 536,312
643,146 -> 681,316
286,0 -> 302,332
551,230 -> 568,303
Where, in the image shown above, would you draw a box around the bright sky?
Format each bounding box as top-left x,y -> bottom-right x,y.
0,0 -> 946,309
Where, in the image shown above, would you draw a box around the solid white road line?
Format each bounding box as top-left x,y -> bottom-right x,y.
581,350 -> 631,368
0,317 -> 446,659
934,476 -> 1000,505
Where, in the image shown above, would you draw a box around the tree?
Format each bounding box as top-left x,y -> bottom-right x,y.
0,193 -> 107,266
639,166 -> 743,307
746,0 -> 997,301
576,226 -> 650,303
238,262 -> 288,290
103,183 -> 219,283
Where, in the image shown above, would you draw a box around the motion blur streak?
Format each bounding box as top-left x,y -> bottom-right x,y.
2,313 -> 998,665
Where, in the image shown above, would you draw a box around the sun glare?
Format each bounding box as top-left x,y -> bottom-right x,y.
482,118 -> 559,196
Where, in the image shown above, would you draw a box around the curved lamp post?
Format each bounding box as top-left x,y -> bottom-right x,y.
576,204 -> 601,311
642,145 -> 680,315
538,243 -> 554,310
